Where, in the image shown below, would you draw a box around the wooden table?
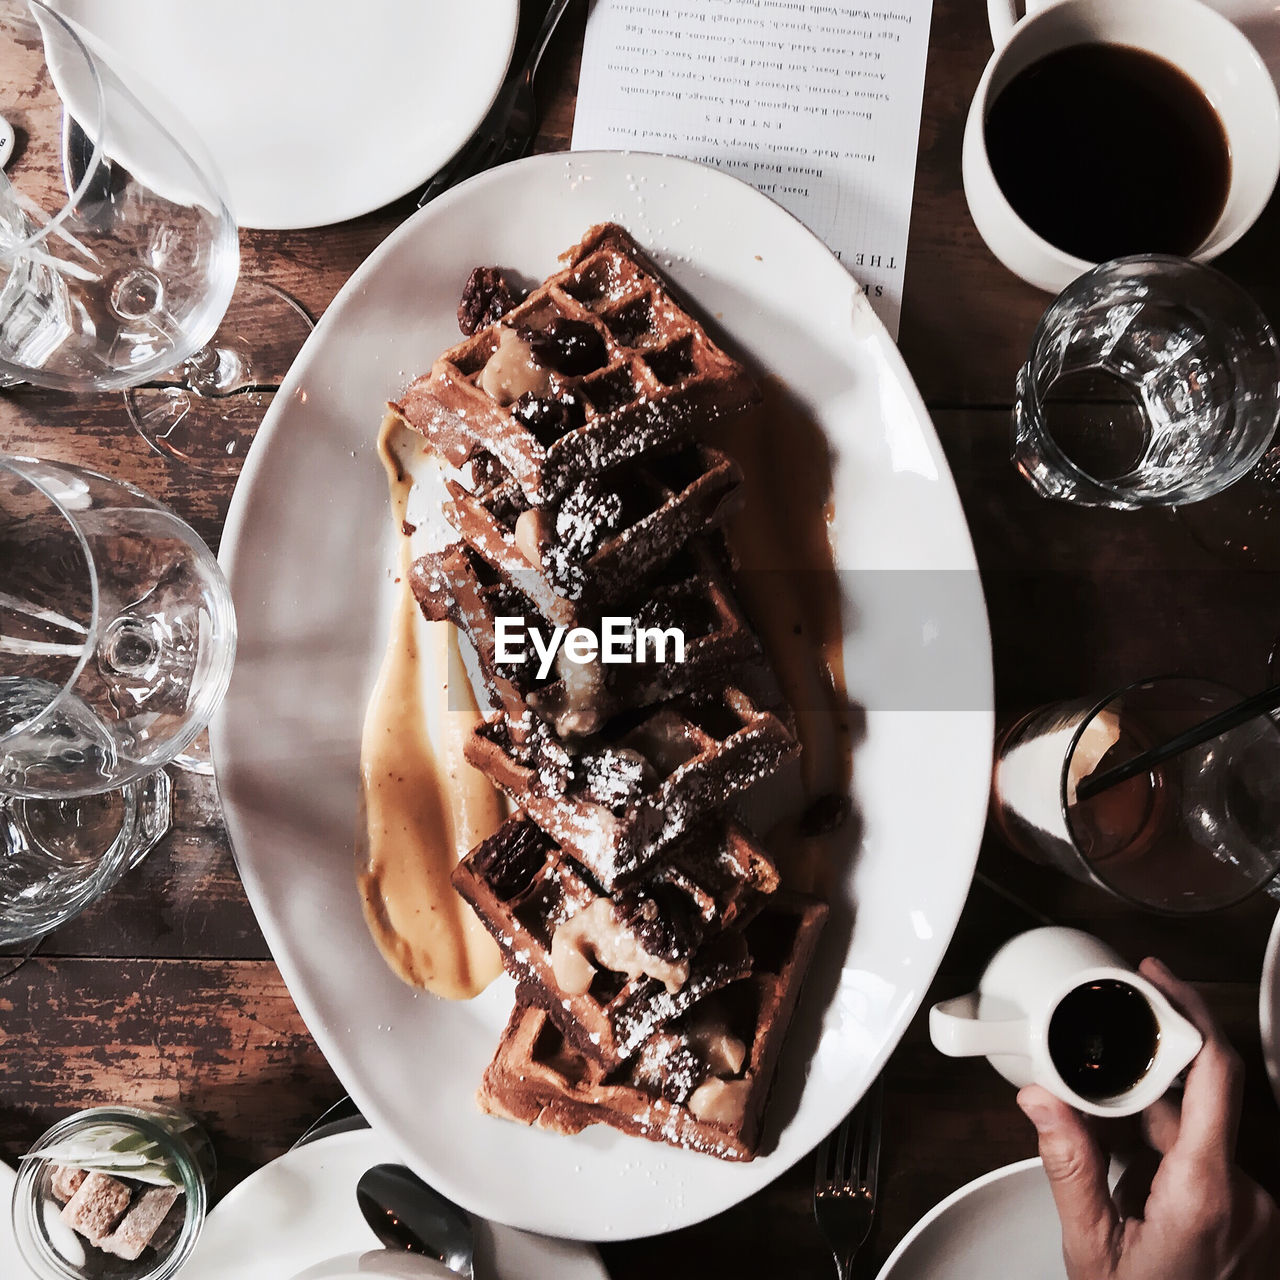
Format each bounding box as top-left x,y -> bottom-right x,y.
3,1 -> 1279,1275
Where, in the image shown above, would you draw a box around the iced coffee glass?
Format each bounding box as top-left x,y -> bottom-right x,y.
991,676 -> 1280,913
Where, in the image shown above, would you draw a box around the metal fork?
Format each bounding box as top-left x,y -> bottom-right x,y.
813,1077 -> 885,1280
417,0 -> 574,207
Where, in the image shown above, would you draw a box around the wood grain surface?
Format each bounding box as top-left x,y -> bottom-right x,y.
2,1 -> 1279,1277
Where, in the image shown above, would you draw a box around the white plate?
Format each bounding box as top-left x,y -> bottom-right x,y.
212,150 -> 994,1239
182,1127 -> 605,1280
0,1159 -> 33,1277
877,1158 -> 1066,1280
48,0 -> 519,229
1262,908 -> 1280,1106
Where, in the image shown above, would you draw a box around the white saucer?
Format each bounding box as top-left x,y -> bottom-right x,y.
876,1158 -> 1067,1280
181,1129 -> 606,1280
46,0 -> 519,229
0,1159 -> 33,1277
1261,908 -> 1280,1107
1209,0 -> 1280,88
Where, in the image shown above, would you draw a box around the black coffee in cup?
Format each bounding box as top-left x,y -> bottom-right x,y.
1048,978 -> 1160,1099
984,44 -> 1231,262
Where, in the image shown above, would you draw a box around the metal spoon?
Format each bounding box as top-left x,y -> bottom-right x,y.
356,1163 -> 476,1280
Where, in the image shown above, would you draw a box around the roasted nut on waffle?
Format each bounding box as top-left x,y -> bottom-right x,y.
452,813 -> 779,1067
392,223 -> 760,503
477,894 -> 828,1161
464,690 -> 800,891
409,538 -> 759,739
442,442 -> 743,628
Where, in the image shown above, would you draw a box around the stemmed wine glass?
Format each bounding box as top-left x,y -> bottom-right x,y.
0,0 -> 311,473
0,455 -> 235,944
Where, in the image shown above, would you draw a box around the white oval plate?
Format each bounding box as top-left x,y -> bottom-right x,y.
48,0 -> 519,229
1262,907 -> 1280,1106
212,150 -> 994,1239
876,1158 -> 1066,1280
183,1128 -> 604,1280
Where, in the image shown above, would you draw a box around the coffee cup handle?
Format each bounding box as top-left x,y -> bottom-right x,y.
929,996 -> 1029,1058
987,0 -> 1053,47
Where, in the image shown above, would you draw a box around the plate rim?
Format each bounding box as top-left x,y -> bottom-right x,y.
1261,907 -> 1280,1106
191,1125 -> 606,1280
0,1157 -> 22,1274
212,148 -> 994,1239
874,1156 -> 1050,1280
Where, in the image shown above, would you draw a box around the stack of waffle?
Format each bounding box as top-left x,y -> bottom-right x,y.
393,223 -> 828,1162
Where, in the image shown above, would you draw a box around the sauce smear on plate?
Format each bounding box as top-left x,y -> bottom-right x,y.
357,414 -> 504,999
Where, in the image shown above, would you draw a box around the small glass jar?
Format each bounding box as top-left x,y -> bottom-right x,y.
11,1105 -> 215,1280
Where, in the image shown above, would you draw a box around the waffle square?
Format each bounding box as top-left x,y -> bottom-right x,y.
464,688 -> 800,890
477,894 -> 828,1161
442,441 -> 743,628
452,813 -> 778,1068
392,223 -> 760,503
409,537 -> 759,739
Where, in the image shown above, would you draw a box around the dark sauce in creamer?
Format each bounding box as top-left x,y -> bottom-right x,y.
1048,979 -> 1160,1100
985,44 -> 1231,262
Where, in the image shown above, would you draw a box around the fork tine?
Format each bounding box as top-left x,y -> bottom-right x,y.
833,1107 -> 852,1184
814,1129 -> 834,1188
419,128 -> 494,206
419,160 -> 466,207
453,130 -> 513,187
860,1079 -> 884,1196
813,1084 -> 885,1280
491,126 -> 536,170
857,1104 -> 873,1181
834,1101 -> 862,1184
475,132 -> 516,174
816,1077 -> 886,1190
444,127 -> 497,177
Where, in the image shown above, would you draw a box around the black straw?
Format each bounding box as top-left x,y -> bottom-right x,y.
1074,683 -> 1280,802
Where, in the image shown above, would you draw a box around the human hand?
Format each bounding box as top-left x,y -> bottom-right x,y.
1017,957 -> 1280,1280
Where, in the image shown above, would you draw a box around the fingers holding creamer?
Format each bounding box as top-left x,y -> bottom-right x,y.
1018,1084 -> 1119,1278
1138,957 -> 1242,1165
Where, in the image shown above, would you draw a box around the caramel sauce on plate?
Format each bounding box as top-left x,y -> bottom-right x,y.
357,413 -> 504,999
699,377 -> 854,894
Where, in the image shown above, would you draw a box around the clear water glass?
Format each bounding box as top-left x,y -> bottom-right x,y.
1013,256 -> 1280,508
991,676 -> 1280,914
0,455 -> 236,943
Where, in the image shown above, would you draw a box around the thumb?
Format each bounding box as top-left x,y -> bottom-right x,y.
1018,1086 -> 1119,1277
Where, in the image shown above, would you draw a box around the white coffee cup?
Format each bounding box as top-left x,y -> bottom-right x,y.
929,927 -> 1203,1117
962,0 -> 1280,292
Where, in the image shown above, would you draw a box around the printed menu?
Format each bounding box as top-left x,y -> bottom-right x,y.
572,0 -> 935,338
